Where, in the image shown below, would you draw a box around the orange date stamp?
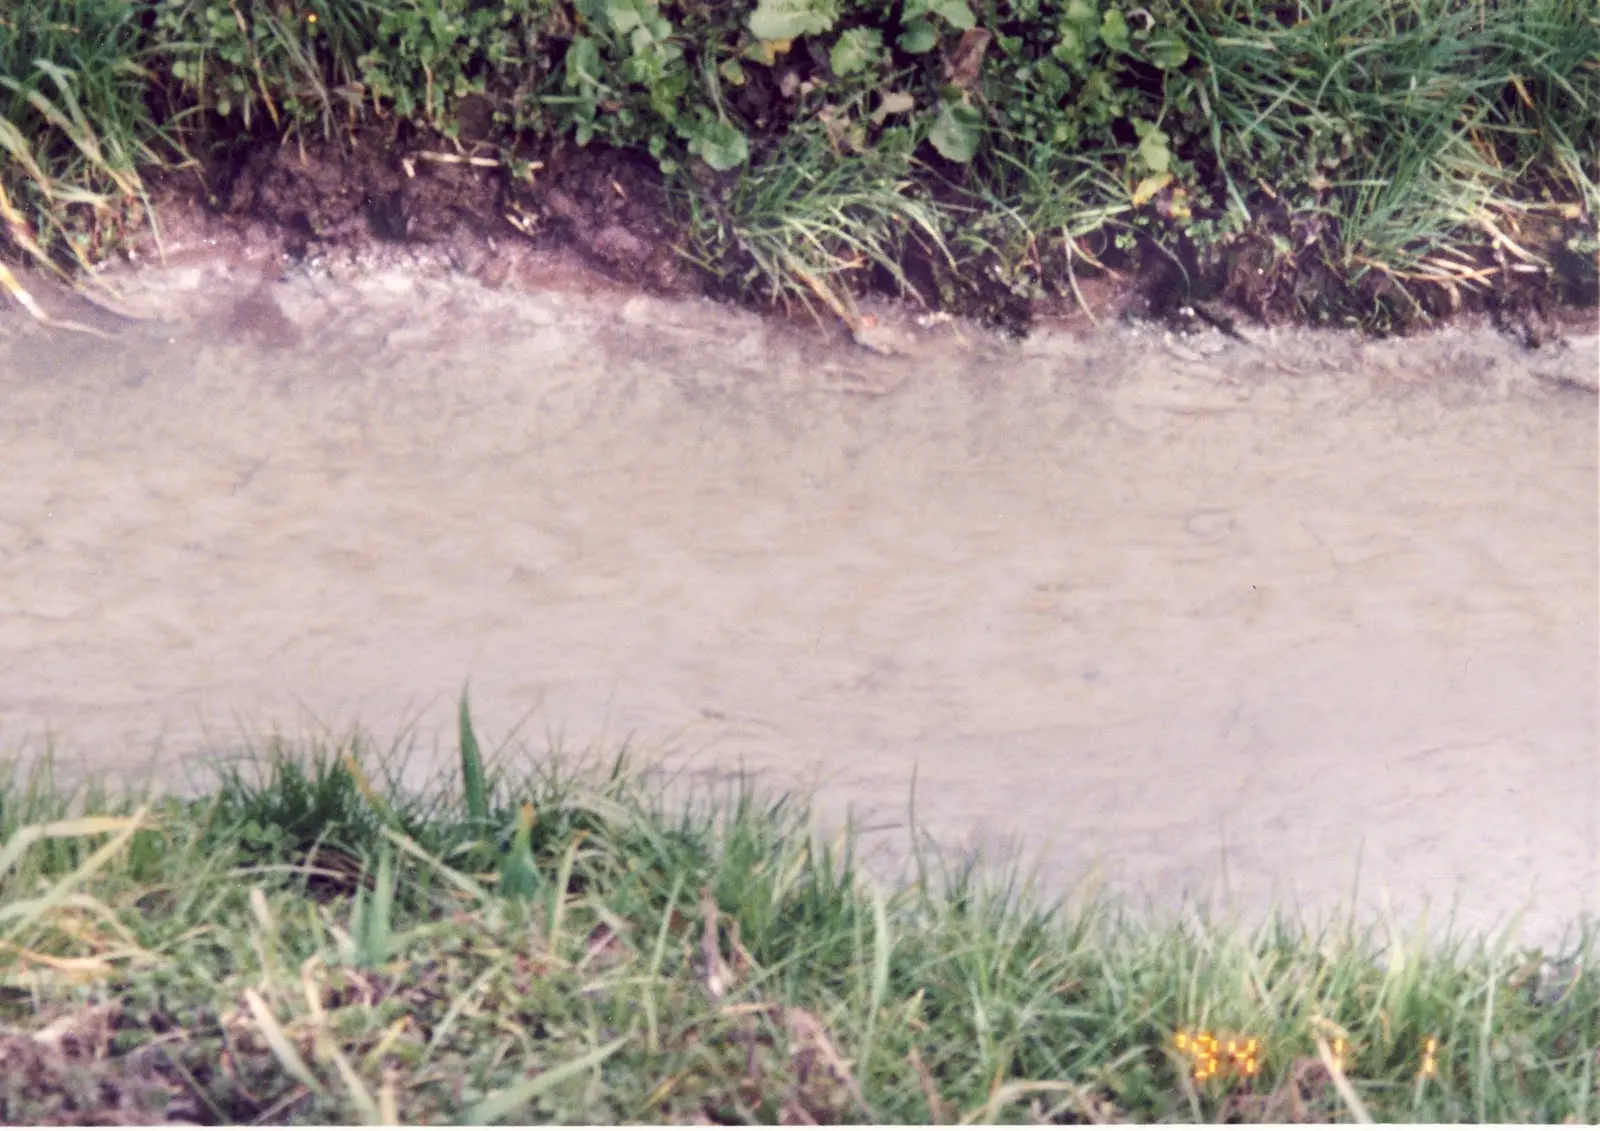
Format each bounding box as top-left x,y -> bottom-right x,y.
1172,1029 -> 1440,1083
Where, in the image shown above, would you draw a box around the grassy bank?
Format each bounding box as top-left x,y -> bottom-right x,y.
0,697 -> 1593,1124
1,0 -> 1596,335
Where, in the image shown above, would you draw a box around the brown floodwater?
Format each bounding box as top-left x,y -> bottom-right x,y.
2,255 -> 1595,952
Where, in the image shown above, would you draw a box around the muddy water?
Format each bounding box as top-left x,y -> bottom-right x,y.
2,258 -> 1596,951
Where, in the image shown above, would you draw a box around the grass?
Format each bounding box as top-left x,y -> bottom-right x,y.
0,1 -> 175,275
0,2 -> 1594,1120
0,694 -> 1592,1124
1169,0 -> 1599,316
1,0 -> 1594,333
676,122 -> 955,331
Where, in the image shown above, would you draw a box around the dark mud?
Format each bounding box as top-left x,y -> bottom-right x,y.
115,122 -> 1596,342
135,122 -> 689,292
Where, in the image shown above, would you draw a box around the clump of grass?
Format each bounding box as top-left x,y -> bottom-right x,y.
0,699 -> 1592,1124
1169,0 -> 1600,317
0,1 -> 177,276
677,121 -> 955,334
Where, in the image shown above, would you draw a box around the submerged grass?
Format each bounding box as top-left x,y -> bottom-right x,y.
0,696 -> 1592,1124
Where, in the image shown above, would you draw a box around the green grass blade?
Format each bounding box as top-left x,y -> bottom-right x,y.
0,811 -> 149,942
497,801 -> 542,900
243,987 -> 326,1098
856,879 -> 893,1095
462,1036 -> 628,1125
380,826 -> 490,904
361,844 -> 396,967
458,688 -> 488,829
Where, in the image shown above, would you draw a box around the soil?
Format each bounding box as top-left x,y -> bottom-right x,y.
112,124 -> 1598,340
1,228 -> 1595,956
139,127 -> 697,301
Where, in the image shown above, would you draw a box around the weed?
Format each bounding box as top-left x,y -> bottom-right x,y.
1,1 -> 1594,338
0,713 -> 1591,1123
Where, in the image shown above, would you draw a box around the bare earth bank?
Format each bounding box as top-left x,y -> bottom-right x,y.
2,256 -> 1596,952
